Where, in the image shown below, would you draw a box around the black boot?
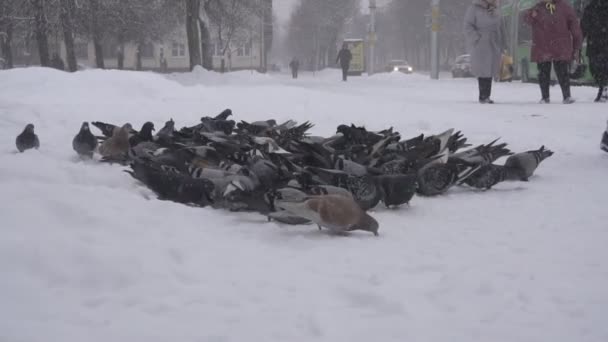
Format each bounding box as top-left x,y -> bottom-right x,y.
597,87 -> 607,103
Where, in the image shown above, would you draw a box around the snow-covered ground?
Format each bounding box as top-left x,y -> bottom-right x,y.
1,67 -> 607,342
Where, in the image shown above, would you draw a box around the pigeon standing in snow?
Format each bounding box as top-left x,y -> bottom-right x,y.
601,121 -> 608,153
129,122 -> 155,147
16,124 -> 40,153
99,123 -> 132,159
155,118 -> 175,144
462,164 -> 513,190
72,122 -> 98,158
503,146 -> 554,181
275,194 -> 379,236
374,173 -> 418,207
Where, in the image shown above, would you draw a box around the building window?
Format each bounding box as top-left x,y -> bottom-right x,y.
237,46 -> 244,57
140,43 -> 154,58
172,42 -> 185,57
75,42 -> 88,59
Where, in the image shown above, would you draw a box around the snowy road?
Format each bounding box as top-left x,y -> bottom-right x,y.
1,67 -> 607,342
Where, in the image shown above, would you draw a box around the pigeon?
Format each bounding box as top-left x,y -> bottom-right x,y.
99,123 -> 132,159
417,161 -> 480,196
214,109 -> 233,120
602,122 -> 608,153
306,167 -> 382,210
461,164 -> 512,190
126,158 -> 215,207
275,194 -> 379,236
374,173 -> 418,207
72,122 -> 98,158
154,118 -> 175,144
503,146 -> 554,181
92,121 -> 119,138
16,124 -> 40,153
129,122 -> 155,147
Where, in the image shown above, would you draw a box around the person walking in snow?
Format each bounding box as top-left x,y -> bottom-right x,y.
581,0 -> 608,103
464,0 -> 504,104
336,44 -> 353,82
289,57 -> 300,79
524,0 -> 582,104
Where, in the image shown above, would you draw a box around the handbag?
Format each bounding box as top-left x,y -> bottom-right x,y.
570,52 -> 587,79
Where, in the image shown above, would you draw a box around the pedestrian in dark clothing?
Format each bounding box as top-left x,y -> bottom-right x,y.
336,44 -> 353,81
581,0 -> 608,103
50,53 -> 65,71
464,0 -> 504,104
289,57 -> 300,79
524,0 -> 583,104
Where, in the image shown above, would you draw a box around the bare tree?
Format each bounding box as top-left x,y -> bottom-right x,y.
30,0 -> 50,66
287,0 -> 359,71
185,0 -> 202,70
59,0 -> 76,71
0,0 -> 22,68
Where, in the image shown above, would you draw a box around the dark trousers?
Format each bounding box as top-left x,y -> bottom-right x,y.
478,77 -> 492,100
341,65 -> 349,81
537,61 -> 571,100
589,54 -> 608,96
291,68 -> 298,79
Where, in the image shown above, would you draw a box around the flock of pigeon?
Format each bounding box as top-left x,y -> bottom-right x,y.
15,109 -> 554,236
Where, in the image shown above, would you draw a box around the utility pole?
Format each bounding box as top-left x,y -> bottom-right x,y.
368,0 -> 377,76
430,0 -> 440,79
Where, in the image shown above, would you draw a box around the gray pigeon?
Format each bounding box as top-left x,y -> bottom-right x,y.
275,194 -> 379,236
72,122 -> 98,158
16,124 -> 40,153
99,123 -> 132,159
504,146 -> 554,181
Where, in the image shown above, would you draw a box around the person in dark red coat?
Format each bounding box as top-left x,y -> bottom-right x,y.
524,0 -> 583,104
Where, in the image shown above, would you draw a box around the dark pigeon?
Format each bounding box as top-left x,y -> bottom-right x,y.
129,122 -> 155,147
72,122 -> 98,158
16,124 -> 40,153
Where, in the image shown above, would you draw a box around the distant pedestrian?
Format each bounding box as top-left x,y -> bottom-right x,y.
581,0 -> 608,103
336,43 -> 353,82
160,48 -> 168,73
464,0 -> 504,104
289,57 -> 300,79
50,53 -> 65,71
524,0 -> 582,104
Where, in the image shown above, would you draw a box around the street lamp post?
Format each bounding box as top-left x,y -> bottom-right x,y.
430,0 -> 441,79
368,0 -> 377,76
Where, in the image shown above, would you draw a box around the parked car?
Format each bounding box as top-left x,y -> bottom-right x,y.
452,54 -> 473,78
386,60 -> 414,74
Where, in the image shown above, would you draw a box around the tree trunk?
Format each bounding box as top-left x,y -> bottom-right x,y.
198,18 -> 212,70
90,0 -> 104,68
185,0 -> 201,70
262,0 -> 272,71
32,0 -> 50,67
117,44 -> 124,70
0,20 -> 13,69
60,0 -> 77,72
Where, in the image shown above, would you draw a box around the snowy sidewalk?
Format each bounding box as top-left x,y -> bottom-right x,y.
1,68 -> 607,342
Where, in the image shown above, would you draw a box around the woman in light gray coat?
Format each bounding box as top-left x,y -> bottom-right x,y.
464,0 -> 504,104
